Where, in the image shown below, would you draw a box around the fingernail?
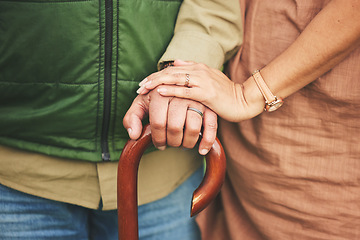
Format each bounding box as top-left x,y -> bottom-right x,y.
158,146 -> 166,151
136,86 -> 144,94
139,78 -> 148,86
144,80 -> 152,87
127,128 -> 132,136
199,148 -> 208,155
157,88 -> 167,94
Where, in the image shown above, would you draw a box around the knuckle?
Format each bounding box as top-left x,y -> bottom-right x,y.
198,63 -> 209,73
174,72 -> 183,81
201,135 -> 214,145
206,121 -> 218,130
184,88 -> 192,97
162,67 -> 172,74
167,123 -> 183,135
151,120 -> 166,131
186,125 -> 201,136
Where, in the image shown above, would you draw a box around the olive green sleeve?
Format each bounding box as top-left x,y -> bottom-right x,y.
159,0 -> 243,70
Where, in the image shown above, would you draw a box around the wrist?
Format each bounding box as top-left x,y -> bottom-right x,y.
232,81 -> 264,121
242,76 -> 267,116
251,70 -> 284,112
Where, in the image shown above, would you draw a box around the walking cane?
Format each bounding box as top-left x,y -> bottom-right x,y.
117,124 -> 226,240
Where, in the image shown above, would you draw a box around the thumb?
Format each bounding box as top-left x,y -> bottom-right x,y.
123,96 -> 149,140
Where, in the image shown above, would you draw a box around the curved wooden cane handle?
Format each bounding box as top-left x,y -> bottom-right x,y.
117,124 -> 226,240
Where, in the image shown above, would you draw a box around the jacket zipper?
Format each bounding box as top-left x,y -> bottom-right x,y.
101,0 -> 113,161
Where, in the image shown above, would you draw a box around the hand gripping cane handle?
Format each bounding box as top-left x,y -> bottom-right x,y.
117,124 -> 226,240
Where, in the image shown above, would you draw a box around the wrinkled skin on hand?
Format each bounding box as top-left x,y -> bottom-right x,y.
123,86 -> 218,155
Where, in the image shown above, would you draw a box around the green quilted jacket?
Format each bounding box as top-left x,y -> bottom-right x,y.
0,0 -> 182,162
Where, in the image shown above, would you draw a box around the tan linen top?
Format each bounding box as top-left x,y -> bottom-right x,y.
0,0 -> 242,211
197,0 -> 360,239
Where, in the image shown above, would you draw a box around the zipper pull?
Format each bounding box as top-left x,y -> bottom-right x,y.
102,152 -> 111,161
